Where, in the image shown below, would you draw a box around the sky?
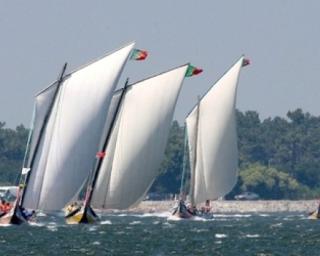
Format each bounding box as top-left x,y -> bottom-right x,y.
1,1 -> 319,127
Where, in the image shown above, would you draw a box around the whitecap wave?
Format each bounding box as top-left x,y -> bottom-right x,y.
36,211 -> 47,217
129,221 -> 141,225
213,214 -> 252,218
139,212 -> 171,218
29,221 -> 45,227
270,223 -> 283,228
88,226 -> 98,232
0,224 -> 11,227
245,234 -> 260,238
167,215 -> 211,222
100,220 -> 112,225
258,214 -> 270,217
215,234 -> 227,238
46,225 -> 58,232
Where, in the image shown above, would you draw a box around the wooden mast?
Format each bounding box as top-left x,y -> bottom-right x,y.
179,123 -> 188,200
189,95 -> 201,207
80,78 -> 129,221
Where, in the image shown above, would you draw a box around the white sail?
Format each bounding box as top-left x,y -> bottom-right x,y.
92,65 -> 188,209
186,57 -> 244,205
26,82 -> 59,167
23,43 -> 135,211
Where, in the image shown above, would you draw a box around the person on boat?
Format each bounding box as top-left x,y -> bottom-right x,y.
0,199 -> 6,217
66,201 -> 81,215
21,207 -> 35,221
172,199 -> 188,215
4,202 -> 12,213
0,200 -> 13,218
0,199 -> 5,209
204,199 -> 211,213
186,203 -> 197,216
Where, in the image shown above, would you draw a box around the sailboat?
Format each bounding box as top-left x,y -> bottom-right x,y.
173,56 -> 249,219
65,64 -> 192,224
0,42 -> 135,225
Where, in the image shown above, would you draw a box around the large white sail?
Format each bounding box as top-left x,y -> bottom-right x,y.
92,65 -> 188,209
26,81 -> 59,168
23,43 -> 135,211
186,57 -> 244,205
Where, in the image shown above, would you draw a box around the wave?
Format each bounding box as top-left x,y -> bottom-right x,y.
0,224 -> 11,227
245,234 -> 260,238
129,221 -> 142,225
215,234 -> 227,238
100,220 -> 112,225
213,214 -> 252,218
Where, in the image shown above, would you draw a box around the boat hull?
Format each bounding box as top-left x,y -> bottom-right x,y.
65,205 -> 98,224
171,201 -> 195,219
171,201 -> 214,220
308,210 -> 320,220
172,211 -> 194,219
0,206 -> 27,225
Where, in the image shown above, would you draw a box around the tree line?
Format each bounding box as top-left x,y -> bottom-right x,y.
1,108 -> 320,199
152,109 -> 320,199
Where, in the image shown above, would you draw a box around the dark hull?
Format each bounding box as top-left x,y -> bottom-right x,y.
65,205 -> 99,224
171,201 -> 194,219
172,210 -> 194,219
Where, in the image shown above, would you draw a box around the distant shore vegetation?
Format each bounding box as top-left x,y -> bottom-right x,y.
1,108 -> 320,199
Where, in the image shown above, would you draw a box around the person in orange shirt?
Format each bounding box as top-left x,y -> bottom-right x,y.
0,199 -> 6,217
4,202 -> 11,213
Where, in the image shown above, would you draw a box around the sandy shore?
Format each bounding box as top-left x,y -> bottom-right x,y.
125,200 -> 319,213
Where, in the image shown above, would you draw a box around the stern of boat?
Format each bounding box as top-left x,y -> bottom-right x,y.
65,205 -> 98,224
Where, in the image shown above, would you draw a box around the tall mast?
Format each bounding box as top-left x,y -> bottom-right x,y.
189,95 -> 201,207
84,78 -> 130,208
20,63 -> 68,206
179,123 -> 188,199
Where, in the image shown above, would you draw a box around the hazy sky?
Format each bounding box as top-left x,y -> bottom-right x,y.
1,1 -> 319,127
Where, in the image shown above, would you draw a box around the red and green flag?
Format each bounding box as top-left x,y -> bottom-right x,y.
185,64 -> 203,77
130,49 -> 148,61
242,58 -> 250,67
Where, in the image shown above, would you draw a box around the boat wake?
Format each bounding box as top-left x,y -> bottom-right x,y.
29,221 -> 45,227
167,215 -> 210,222
110,211 -> 171,219
212,214 -> 252,218
0,224 -> 11,227
100,220 -> 112,225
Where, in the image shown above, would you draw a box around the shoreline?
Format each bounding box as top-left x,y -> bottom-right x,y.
122,200 -> 319,214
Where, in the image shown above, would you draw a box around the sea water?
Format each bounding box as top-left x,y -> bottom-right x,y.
0,212 -> 318,255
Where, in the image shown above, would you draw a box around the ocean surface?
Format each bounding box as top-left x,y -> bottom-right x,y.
0,211 -> 319,255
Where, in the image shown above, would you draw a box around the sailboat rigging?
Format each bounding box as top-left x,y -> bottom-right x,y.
0,42 -> 135,225
65,79 -> 130,224
65,64 -> 190,224
173,56 -> 249,219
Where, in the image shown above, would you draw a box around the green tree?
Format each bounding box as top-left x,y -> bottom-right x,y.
239,163 -> 309,199
151,120 -> 185,194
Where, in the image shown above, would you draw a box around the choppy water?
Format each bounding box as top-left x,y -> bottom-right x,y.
0,212 -> 319,255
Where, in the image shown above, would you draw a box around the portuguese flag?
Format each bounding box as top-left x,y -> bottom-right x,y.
130,49 -> 148,61
185,64 -> 203,77
96,151 -> 106,159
